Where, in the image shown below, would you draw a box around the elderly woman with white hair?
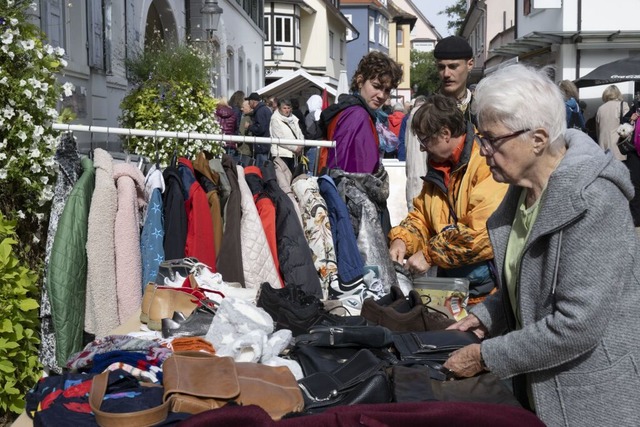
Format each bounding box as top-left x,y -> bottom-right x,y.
444,64 -> 640,426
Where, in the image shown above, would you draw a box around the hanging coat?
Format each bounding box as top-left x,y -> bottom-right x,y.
330,167 -> 398,292
291,176 -> 337,294
318,175 -> 365,284
216,155 -> 245,285
113,163 -> 147,324
236,165 -> 281,289
179,158 -> 217,269
261,160 -> 322,298
140,165 -> 165,288
47,156 -> 95,367
85,148 -> 119,337
272,157 -> 304,227
162,164 -> 187,260
244,165 -> 282,286
40,134 -> 82,371
193,152 -> 223,254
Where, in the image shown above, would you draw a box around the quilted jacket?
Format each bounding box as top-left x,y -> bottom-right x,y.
113,163 -> 147,324
40,134 -> 82,370
244,166 -> 282,286
85,149 -> 119,337
236,165 -> 280,289
47,156 -> 95,366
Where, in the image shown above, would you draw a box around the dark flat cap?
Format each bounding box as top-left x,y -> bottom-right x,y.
434,36 -> 473,60
245,92 -> 261,101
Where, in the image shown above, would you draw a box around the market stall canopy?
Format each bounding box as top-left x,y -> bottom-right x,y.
574,55 -> 640,88
257,69 -> 337,102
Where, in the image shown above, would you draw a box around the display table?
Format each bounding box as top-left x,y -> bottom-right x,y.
12,310 -> 144,426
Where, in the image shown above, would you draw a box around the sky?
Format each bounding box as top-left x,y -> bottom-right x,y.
415,0 -> 459,38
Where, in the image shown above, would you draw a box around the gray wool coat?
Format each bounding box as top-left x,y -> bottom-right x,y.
471,130 -> 640,427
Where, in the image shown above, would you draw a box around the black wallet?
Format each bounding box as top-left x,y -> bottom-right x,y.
392,330 -> 481,363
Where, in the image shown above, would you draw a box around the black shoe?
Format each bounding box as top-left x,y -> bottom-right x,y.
256,282 -> 366,336
161,306 -> 216,338
256,282 -> 320,314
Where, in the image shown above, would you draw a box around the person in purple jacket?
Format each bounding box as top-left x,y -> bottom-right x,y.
318,51 -> 402,174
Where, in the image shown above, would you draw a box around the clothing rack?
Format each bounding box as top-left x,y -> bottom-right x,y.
51,124 -> 336,148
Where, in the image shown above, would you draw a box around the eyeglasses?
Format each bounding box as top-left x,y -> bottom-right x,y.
477,128 -> 531,154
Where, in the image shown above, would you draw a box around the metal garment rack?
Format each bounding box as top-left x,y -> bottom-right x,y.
51,124 -> 336,148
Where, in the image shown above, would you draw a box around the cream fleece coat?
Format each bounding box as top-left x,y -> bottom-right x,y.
85,149 -> 119,337
404,109 -> 427,211
113,163 -> 147,324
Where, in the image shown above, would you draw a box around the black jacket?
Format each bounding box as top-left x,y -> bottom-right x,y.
215,155 -> 245,285
261,160 -> 323,298
248,102 -> 272,155
162,165 -> 187,260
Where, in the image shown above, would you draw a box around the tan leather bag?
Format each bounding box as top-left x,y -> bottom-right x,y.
89,352 -> 304,426
163,352 -> 304,420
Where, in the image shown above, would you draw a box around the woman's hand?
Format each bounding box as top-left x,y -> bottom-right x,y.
443,343 -> 485,378
389,239 -> 407,263
406,251 -> 430,275
446,313 -> 488,340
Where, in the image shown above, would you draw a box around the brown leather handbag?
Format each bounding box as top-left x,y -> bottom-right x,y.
89,352 -> 304,426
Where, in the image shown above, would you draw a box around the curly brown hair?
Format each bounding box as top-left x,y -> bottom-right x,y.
411,94 -> 466,139
350,51 -> 403,93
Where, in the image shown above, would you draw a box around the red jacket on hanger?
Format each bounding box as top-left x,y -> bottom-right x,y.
178,158 -> 217,270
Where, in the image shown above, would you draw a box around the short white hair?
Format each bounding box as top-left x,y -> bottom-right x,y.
473,64 -> 566,143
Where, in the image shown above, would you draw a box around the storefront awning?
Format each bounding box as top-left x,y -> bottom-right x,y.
257,69 -> 337,101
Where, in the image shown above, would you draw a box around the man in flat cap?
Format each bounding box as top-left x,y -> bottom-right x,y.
433,35 -> 475,125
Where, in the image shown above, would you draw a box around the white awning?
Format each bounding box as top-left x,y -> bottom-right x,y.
257,69 -> 337,101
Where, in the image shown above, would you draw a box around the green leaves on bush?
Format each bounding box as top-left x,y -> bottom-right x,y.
120,44 -> 224,164
0,213 -> 42,415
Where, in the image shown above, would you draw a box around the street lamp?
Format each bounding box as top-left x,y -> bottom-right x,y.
201,0 -> 223,38
272,46 -> 284,68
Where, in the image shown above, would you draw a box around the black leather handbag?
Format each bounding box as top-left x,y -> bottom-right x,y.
295,325 -> 393,348
392,330 -> 481,364
297,349 -> 392,413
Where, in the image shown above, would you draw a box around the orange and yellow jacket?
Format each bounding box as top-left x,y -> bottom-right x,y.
388,129 -> 508,269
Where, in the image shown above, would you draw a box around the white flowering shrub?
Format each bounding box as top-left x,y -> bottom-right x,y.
0,0 -> 67,420
0,1 -> 67,261
120,44 -> 223,163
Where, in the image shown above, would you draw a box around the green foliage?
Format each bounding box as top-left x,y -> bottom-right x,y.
439,0 -> 468,35
120,44 -> 223,163
0,0 -> 68,268
126,44 -> 212,87
410,49 -> 441,97
0,213 -> 42,416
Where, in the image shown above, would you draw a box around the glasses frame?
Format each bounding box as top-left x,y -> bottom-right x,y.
477,128 -> 531,154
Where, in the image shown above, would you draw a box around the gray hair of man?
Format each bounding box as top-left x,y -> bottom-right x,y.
473,64 -> 566,146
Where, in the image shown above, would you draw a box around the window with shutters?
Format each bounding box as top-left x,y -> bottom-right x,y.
87,0 -> 104,70
41,0 -> 65,50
